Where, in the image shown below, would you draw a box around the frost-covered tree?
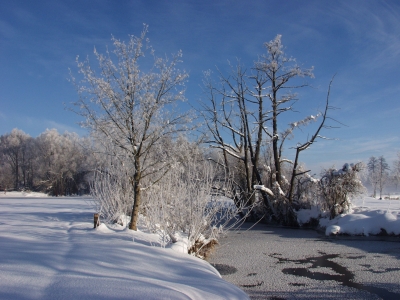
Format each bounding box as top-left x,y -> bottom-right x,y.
36,129 -> 89,196
377,156 -> 389,199
0,129 -> 31,190
20,137 -> 36,189
0,140 -> 14,191
367,156 -> 389,198
391,152 -> 400,191
70,26 -> 189,230
0,128 -> 92,194
200,35 -> 333,225
367,156 -> 379,197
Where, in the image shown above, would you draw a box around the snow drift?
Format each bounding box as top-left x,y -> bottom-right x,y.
0,193 -> 248,300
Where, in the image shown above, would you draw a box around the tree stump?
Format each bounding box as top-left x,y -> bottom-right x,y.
94,213 -> 100,228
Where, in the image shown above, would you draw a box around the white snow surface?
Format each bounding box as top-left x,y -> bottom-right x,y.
2,191 -> 49,198
0,193 -> 248,300
321,196 -> 400,236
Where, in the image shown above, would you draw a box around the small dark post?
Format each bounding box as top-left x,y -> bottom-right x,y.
94,213 -> 100,228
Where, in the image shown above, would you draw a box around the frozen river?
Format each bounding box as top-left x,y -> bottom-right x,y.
209,223 -> 400,299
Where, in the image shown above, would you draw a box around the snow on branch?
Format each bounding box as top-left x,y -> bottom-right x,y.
210,145 -> 244,160
254,185 -> 274,197
280,158 -> 293,164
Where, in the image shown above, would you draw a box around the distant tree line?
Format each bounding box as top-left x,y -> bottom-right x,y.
0,128 -> 95,196
366,154 -> 400,198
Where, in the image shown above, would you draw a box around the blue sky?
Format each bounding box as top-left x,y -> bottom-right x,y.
1,0 -> 400,173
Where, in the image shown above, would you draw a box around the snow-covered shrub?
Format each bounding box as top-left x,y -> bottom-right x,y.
291,171 -> 320,208
319,162 -> 365,219
90,156 -> 134,224
143,162 -> 248,258
142,141 -> 255,258
90,136 -> 256,258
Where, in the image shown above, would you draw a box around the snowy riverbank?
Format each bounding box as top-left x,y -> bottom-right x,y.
0,193 -> 248,300
296,196 -> 400,236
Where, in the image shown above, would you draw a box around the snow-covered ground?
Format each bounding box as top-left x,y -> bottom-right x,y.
297,195 -> 400,236
0,192 -> 248,300
2,191 -> 398,299
322,196 -> 400,236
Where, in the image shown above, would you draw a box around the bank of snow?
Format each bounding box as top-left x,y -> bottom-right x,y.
322,196 -> 400,236
0,193 -> 248,300
296,196 -> 400,237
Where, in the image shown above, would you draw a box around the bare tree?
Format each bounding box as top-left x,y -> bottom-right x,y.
200,64 -> 261,207
70,26 -> 189,230
287,78 -> 334,203
200,35 -> 333,224
254,35 -> 314,188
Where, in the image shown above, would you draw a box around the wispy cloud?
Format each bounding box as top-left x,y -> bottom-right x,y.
328,1 -> 400,70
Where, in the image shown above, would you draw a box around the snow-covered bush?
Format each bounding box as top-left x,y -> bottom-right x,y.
142,141 -> 254,259
90,137 -> 254,259
319,162 -> 365,219
90,155 -> 134,224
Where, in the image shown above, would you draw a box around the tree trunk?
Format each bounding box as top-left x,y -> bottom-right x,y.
15,154 -> 19,190
288,149 -> 300,203
272,79 -> 281,186
129,159 -> 141,230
